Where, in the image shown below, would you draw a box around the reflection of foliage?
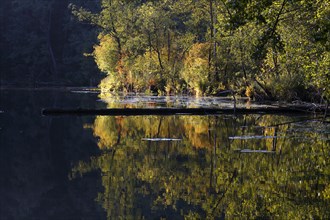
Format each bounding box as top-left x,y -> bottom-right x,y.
72,114 -> 330,219
93,116 -> 123,149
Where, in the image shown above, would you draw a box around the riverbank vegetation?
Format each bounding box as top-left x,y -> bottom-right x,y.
1,0 -> 328,102
71,0 -> 329,102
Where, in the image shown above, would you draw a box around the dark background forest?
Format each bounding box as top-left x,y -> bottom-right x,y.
0,0 -> 101,86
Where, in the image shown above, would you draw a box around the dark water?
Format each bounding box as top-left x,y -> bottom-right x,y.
0,89 -> 329,219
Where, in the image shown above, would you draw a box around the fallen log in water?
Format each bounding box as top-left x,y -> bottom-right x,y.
41,107 -> 328,116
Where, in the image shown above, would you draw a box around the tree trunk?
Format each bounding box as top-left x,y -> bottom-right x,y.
50,0 -> 68,68
47,6 -> 58,77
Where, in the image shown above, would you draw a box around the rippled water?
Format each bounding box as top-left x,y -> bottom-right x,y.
0,88 -> 329,219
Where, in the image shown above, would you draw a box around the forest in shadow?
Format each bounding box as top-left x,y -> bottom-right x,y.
0,0 -> 101,86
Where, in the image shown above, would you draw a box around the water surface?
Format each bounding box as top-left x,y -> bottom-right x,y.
0,89 -> 329,219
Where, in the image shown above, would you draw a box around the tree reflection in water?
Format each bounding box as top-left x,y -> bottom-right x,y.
70,114 -> 330,219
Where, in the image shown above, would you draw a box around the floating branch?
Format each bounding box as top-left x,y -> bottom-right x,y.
234,149 -> 276,153
142,138 -> 182,141
229,135 -> 280,140
41,107 -> 327,116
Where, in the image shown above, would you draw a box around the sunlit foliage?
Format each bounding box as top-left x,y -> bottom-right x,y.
71,0 -> 329,101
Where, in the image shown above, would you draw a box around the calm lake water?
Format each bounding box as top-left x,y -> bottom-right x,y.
0,89 -> 329,219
